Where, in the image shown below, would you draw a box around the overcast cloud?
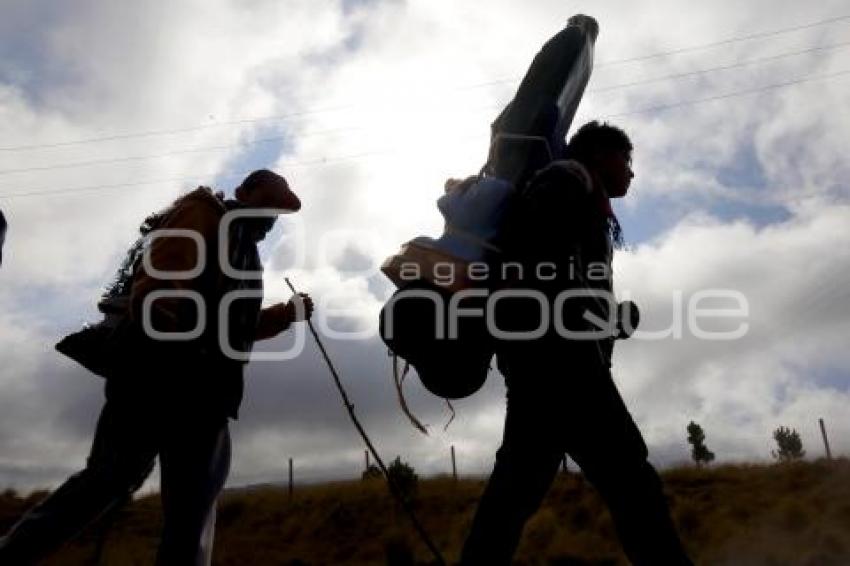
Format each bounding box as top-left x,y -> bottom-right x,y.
1,0 -> 849,492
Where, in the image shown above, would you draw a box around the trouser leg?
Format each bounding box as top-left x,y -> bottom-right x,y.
576,455 -> 692,566
156,418 -> 231,566
0,400 -> 157,565
462,343 -> 692,566
565,370 -> 692,566
460,389 -> 565,566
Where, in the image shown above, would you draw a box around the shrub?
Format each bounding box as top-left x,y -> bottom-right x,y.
687,421 -> 715,467
772,426 -> 805,462
387,456 -> 418,503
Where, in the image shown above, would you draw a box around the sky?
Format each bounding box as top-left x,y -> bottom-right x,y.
0,0 -> 849,492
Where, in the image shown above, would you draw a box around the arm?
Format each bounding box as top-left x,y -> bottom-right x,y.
254,304 -> 291,341
519,159 -> 592,267
524,161 -> 619,351
253,293 -> 314,341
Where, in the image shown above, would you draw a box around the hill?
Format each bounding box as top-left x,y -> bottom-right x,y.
1,459 -> 848,565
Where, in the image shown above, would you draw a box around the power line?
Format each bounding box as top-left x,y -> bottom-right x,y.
0,107 -> 357,153
606,68 -> 850,118
1,13 -> 847,154
0,137 -> 486,199
0,137 -> 285,176
2,68 -> 848,201
464,15 -> 850,89
0,126 -> 364,176
2,41 -> 848,177
590,40 -> 850,93
597,14 -> 850,66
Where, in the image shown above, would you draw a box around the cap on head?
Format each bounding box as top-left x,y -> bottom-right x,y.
235,169 -> 301,213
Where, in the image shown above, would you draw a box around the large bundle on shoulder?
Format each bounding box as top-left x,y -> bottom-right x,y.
55,188 -> 223,380
379,15 -> 599,402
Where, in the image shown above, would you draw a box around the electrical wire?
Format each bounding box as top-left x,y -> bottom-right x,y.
1,14 -> 847,153
1,40 -> 847,177
2,68 -> 848,200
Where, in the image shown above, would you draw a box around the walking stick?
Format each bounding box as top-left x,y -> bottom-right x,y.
284,278 -> 446,565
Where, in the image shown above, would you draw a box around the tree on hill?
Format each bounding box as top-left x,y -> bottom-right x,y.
772,426 -> 805,462
387,456 -> 418,503
687,421 -> 715,467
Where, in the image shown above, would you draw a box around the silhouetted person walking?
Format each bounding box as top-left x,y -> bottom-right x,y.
460,122 -> 692,565
0,208 -> 7,266
0,170 -> 314,565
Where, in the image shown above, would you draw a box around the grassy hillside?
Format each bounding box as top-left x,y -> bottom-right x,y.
1,459 -> 848,565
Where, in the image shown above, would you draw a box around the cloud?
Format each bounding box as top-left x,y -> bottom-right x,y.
0,0 -> 848,493
613,205 -> 850,463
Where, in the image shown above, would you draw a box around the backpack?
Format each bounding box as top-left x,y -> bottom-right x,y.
378,15 -> 599,409
55,206 -> 172,379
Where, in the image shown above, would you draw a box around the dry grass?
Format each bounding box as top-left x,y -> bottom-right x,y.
1,459 -> 848,565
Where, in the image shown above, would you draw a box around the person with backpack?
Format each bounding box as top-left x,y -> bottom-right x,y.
0,169 -> 314,565
459,122 -> 693,565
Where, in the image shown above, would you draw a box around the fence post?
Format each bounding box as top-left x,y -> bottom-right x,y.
288,457 -> 294,499
819,418 -> 833,461
562,453 -> 569,474
451,445 -> 458,481
365,449 -> 370,471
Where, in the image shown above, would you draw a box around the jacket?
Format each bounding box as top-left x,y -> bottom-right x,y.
128,187 -> 290,417
502,160 -> 616,365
